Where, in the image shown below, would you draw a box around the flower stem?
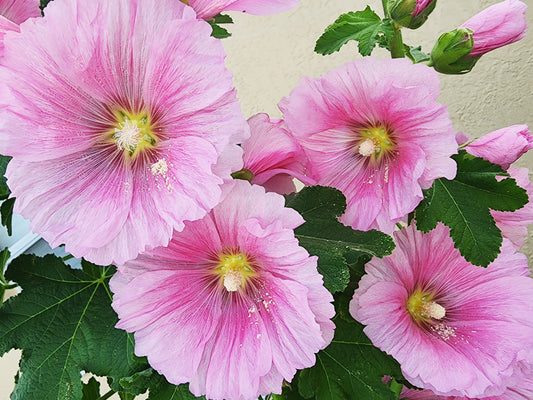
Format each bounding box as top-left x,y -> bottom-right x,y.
390,25 -> 405,58
96,390 -> 116,400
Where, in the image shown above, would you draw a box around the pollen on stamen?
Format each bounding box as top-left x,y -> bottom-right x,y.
423,301 -> 446,320
114,120 -> 142,152
223,269 -> 243,292
358,138 -> 378,157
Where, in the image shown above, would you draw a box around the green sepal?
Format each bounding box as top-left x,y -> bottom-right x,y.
430,28 -> 480,74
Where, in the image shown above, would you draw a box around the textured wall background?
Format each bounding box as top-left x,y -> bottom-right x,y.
1,0 -> 532,398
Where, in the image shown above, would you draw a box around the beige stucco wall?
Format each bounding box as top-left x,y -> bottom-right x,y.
1,0 -> 532,398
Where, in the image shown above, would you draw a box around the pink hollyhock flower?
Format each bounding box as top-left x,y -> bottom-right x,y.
460,0 -> 528,57
0,0 -> 248,265
0,0 -> 40,57
492,168 -> 533,249
465,125 -> 532,170
350,224 -> 533,398
279,57 -> 457,233
111,180 -> 335,400
184,0 -> 299,20
240,113 -> 313,194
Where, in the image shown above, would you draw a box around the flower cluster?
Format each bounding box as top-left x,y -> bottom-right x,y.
0,0 -> 531,399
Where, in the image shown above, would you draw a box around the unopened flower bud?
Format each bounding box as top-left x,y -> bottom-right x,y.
429,28 -> 479,74
460,0 -> 527,57
390,0 -> 436,29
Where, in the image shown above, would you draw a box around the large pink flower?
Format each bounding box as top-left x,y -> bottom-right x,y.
111,180 -> 335,400
350,224 -> 533,398
184,0 -> 299,20
460,0 -> 528,57
0,0 -> 248,265
241,113 -> 312,194
279,57 -> 457,233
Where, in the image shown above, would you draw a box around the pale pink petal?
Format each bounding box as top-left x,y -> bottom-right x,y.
461,0 -> 528,57
187,0 -> 298,19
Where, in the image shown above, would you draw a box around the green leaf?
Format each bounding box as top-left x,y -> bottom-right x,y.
286,186 -> 395,294
298,316 -> 402,400
207,14 -> 233,39
0,155 -> 11,200
1,197 -> 15,236
315,7 -> 394,56
81,377 -> 101,400
118,367 -> 154,395
148,374 -> 205,400
414,151 -> 528,266
404,45 -> 430,63
0,254 -> 145,400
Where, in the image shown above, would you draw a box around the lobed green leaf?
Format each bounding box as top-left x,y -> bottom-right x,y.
315,7 -> 394,56
286,186 -> 395,294
0,254 -> 146,400
414,151 -> 528,266
297,317 -> 402,400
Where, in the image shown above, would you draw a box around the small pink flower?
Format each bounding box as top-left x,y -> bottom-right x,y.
0,0 -> 248,265
465,125 -> 532,169
241,113 -> 312,194
279,57 -> 457,233
184,0 -> 298,20
111,180 -> 335,400
461,0 -> 528,57
350,224 -> 533,398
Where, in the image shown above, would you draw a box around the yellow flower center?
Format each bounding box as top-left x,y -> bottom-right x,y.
407,289 -> 446,323
214,252 -> 256,292
357,125 -> 395,162
111,111 -> 157,157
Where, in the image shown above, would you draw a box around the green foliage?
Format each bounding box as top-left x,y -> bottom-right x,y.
1,197 -> 15,236
404,45 -> 430,63
297,316 -> 402,400
315,7 -> 394,56
415,151 -> 528,267
0,155 -> 14,235
148,374 -> 206,400
0,254 -> 146,400
81,377 -> 101,400
0,155 -> 11,200
286,186 -> 395,294
208,14 -> 233,39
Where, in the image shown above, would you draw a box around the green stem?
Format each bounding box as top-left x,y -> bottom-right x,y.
390,25 -> 405,58
96,389 -> 116,400
62,254 -> 74,262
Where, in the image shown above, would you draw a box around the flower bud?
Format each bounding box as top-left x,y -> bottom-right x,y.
390,0 -> 437,29
461,0 -> 527,57
465,125 -> 532,169
430,28 -> 479,74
